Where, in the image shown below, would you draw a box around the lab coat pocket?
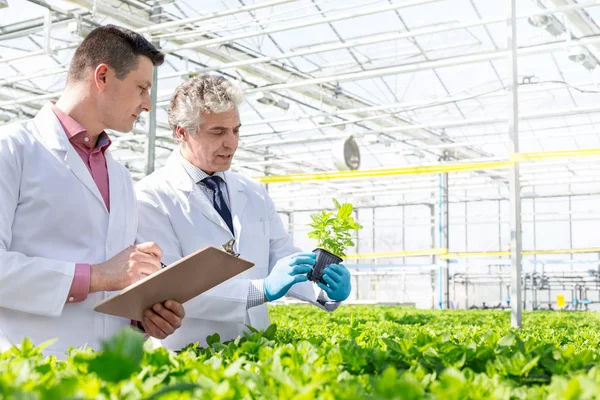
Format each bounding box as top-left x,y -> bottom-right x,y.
241,218 -> 270,275
245,218 -> 268,240
247,217 -> 267,234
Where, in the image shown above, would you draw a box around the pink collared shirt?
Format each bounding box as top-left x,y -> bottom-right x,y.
49,102 -> 111,304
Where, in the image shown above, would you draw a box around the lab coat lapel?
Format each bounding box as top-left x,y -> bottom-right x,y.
32,103 -> 107,213
105,150 -> 124,218
167,152 -> 233,236
224,171 -> 247,241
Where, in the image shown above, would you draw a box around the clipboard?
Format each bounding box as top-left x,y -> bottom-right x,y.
94,241 -> 254,321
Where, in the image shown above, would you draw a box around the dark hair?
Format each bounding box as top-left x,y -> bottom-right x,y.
67,24 -> 164,83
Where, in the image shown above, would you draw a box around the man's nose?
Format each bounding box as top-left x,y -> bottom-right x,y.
141,90 -> 152,113
223,130 -> 238,149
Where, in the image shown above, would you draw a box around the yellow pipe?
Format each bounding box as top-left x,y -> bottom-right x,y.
258,160 -> 510,183
525,247 -> 600,255
255,147 -> 600,184
442,251 -> 507,258
511,148 -> 600,162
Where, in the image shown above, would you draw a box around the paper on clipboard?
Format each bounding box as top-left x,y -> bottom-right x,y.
94,242 -> 254,321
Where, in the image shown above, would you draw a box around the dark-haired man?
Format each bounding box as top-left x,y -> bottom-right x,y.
0,25 -> 184,358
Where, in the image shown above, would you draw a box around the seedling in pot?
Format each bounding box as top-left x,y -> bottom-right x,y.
307,198 -> 362,284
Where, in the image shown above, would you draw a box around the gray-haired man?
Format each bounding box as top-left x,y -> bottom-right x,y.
135,75 -> 351,350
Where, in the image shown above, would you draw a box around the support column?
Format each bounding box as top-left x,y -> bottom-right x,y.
144,6 -> 161,176
508,0 -> 523,328
44,9 -> 52,54
436,172 -> 450,309
288,211 -> 294,241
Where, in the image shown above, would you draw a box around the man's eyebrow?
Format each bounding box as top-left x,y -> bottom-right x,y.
139,80 -> 152,89
209,124 -> 242,130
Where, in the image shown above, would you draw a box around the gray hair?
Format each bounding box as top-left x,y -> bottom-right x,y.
168,75 -> 244,139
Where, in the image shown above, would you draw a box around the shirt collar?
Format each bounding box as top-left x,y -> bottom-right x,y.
96,132 -> 112,153
178,148 -> 226,184
49,100 -> 87,139
49,100 -> 111,152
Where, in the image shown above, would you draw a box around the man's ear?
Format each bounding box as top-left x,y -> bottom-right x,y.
176,126 -> 187,141
94,64 -> 110,92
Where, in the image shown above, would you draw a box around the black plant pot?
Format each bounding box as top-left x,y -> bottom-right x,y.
308,248 -> 343,285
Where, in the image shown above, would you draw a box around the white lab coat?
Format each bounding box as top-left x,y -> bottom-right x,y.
135,150 -> 326,350
0,103 -> 137,358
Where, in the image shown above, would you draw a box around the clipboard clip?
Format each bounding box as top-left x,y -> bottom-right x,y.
221,238 -> 240,257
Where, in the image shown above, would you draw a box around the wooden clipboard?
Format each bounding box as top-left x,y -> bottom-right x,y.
94,243 -> 254,321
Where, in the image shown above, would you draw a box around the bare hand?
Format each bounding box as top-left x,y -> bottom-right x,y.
90,242 -> 163,292
141,300 -> 185,339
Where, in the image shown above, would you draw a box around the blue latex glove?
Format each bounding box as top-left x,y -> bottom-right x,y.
318,264 -> 351,301
264,252 -> 316,302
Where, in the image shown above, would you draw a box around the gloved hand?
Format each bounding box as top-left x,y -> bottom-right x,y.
264,252 -> 316,302
317,264 -> 352,301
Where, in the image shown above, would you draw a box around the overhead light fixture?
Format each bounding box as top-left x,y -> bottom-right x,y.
256,92 -> 277,106
275,99 -> 289,110
316,115 -> 346,130
256,92 -> 289,110
527,14 -> 566,37
374,134 -> 394,147
183,71 -> 198,80
408,149 -> 425,159
68,19 -> 93,38
333,82 -> 342,97
568,45 -> 598,70
317,115 -> 334,125
363,133 -> 379,145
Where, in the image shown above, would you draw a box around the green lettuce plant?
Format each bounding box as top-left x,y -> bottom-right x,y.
308,198 -> 363,258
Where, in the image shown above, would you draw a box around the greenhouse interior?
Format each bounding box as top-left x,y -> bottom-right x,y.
2,0 -> 600,398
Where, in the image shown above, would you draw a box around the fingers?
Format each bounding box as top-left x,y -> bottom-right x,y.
290,265 -> 312,276
128,248 -> 162,278
293,275 -> 308,284
291,252 -> 316,261
136,242 -> 163,260
130,263 -> 160,278
329,264 -> 349,277
142,315 -> 167,339
318,282 -> 334,297
150,302 -> 183,331
323,267 -> 342,284
143,308 -> 175,338
291,252 -> 316,259
129,251 -> 161,270
290,256 -> 316,266
322,273 -> 338,290
143,301 -> 185,340
164,300 -> 186,319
